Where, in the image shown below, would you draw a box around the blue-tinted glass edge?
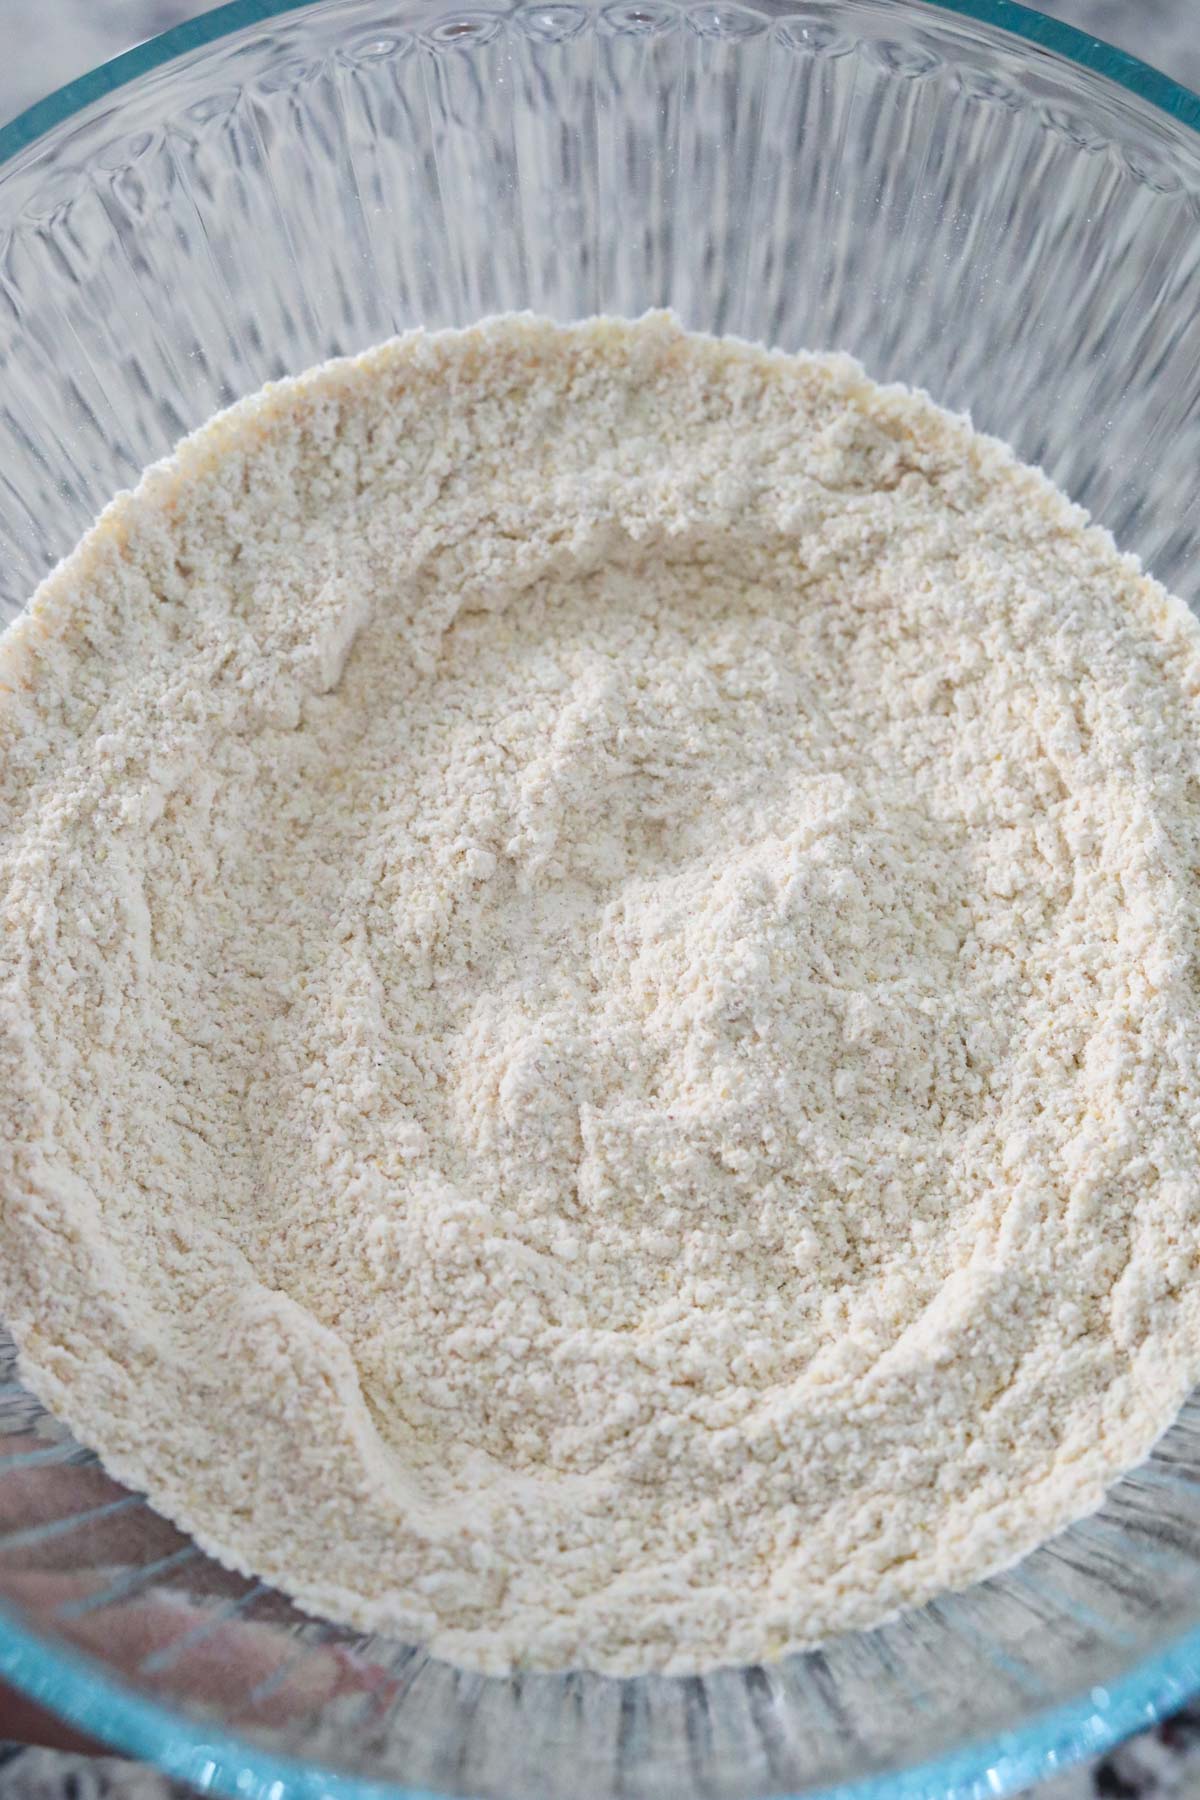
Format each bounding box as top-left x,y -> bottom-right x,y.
0,0 -> 1199,161
2,1595 -> 1200,1800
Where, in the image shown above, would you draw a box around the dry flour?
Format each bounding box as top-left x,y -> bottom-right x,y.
4,314 -> 1200,1675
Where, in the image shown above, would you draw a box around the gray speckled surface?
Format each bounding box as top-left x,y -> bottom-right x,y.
3,2 -> 1200,1796
0,0 -> 202,125
1036,0 -> 1200,91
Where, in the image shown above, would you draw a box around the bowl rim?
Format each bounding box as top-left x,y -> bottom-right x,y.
1,0 -> 1199,161
2,2 -> 1200,1797
3,1589 -> 1200,1800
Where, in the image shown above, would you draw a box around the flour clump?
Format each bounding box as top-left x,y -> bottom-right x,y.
4,314 -> 1200,1675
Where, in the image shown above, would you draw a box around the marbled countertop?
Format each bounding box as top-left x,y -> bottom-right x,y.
3,2 -> 1200,1796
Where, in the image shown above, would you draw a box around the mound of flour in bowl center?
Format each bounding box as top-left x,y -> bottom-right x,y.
4,314 -> 1200,1675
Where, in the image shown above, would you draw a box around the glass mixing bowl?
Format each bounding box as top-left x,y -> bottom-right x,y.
3,1 -> 1200,1794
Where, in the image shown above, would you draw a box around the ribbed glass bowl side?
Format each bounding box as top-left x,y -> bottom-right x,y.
10,1309 -> 1200,1800
4,4 -> 1200,1798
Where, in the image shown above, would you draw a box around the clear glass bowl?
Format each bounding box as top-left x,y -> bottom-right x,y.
3,2 -> 1200,1795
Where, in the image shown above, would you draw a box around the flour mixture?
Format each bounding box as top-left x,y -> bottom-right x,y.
3,315 -> 1200,1675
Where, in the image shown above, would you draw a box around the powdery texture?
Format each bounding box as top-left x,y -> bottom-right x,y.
3,315 -> 1200,1676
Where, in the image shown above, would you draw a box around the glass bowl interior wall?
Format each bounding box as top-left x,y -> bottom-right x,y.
4,2 -> 1200,1797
